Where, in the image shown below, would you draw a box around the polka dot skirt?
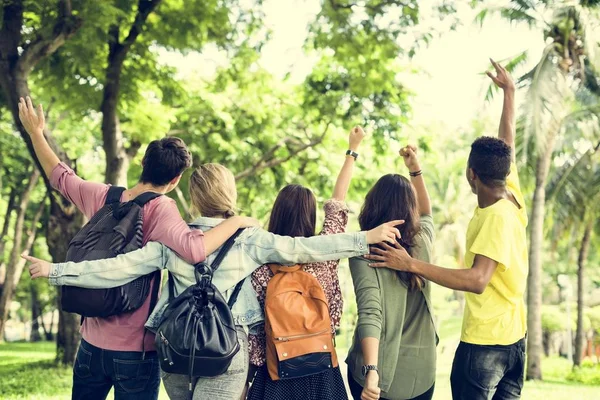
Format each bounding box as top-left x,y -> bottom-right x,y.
247,366 -> 348,400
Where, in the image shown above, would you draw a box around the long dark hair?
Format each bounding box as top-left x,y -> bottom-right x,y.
268,184 -> 317,238
358,174 -> 425,291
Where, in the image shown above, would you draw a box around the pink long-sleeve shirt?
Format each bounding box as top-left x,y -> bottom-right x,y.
50,162 -> 206,352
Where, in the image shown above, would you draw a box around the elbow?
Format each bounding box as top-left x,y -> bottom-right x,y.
468,275 -> 488,295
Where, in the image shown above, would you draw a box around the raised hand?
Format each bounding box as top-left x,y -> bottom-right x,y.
487,59 -> 515,92
365,220 -> 404,245
22,254 -> 51,279
399,145 -> 420,172
349,126 -> 366,151
18,96 -> 45,137
236,216 -> 262,228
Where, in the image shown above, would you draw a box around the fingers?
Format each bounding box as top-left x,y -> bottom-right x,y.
368,262 -> 387,268
26,96 -> 34,114
21,253 -> 38,263
380,241 -> 396,251
490,58 -> 503,73
367,248 -> 386,257
386,219 -> 405,227
486,71 -> 501,86
38,103 -> 45,125
392,227 -> 401,240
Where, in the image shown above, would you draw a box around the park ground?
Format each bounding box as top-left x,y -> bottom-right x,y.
1,317 -> 598,400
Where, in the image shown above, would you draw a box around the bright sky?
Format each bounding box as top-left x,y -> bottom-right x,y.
164,0 -> 545,132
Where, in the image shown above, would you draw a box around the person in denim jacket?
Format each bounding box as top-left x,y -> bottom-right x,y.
25,162 -> 402,400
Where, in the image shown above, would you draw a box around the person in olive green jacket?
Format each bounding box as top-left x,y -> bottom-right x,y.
346,146 -> 438,400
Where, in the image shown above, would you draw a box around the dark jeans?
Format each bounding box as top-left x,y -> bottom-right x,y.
450,337 -> 526,400
72,339 -> 160,400
347,369 -> 435,400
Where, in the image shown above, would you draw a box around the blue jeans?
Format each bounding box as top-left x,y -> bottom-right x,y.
72,339 -> 160,400
450,337 -> 526,400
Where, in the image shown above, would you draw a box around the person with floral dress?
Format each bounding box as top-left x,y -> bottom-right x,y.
246,126 -> 366,400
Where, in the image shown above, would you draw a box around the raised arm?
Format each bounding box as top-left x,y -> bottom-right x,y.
487,59 -> 516,162
400,145 -> 431,215
332,126 -> 365,201
18,97 -> 60,178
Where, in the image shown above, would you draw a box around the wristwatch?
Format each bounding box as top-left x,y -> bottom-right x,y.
362,364 -> 378,377
346,149 -> 359,160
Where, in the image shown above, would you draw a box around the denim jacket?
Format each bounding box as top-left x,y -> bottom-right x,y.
49,217 -> 368,333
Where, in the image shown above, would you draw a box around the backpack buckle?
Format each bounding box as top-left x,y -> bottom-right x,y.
194,263 -> 213,283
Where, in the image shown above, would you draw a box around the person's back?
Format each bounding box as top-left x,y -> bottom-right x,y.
25,160 -> 404,400
363,60 -> 528,400
346,147 -> 437,400
461,163 -> 528,345
18,98 -> 249,400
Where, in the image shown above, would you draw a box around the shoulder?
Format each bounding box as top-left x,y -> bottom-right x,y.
349,256 -> 372,272
144,195 -> 178,214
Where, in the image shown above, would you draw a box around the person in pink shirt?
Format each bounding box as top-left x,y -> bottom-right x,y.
18,97 -> 257,400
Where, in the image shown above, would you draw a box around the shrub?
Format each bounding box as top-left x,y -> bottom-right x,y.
542,305 -> 567,333
567,362 -> 600,386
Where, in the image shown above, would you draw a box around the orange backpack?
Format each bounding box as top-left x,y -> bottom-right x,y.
264,264 -> 338,381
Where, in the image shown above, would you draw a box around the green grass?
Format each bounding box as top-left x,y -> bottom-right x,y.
0,342 -> 71,400
1,335 -> 599,400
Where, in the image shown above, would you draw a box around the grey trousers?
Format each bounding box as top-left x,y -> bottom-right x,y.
162,326 -> 249,400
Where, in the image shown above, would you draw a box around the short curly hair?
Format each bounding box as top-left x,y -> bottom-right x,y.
467,136 -> 512,186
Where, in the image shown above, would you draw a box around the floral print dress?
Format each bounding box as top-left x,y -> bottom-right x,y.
247,199 -> 350,400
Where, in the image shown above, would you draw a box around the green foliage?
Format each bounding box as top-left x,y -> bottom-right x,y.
542,305 -> 568,334
588,306 -> 600,335
567,361 -> 600,385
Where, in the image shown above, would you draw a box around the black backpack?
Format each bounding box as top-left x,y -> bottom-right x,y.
156,229 -> 244,397
61,186 -> 162,318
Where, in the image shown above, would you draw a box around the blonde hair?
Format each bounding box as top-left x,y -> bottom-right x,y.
189,163 -> 238,218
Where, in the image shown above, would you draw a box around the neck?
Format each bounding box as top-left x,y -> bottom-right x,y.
477,185 -> 509,208
128,182 -> 169,197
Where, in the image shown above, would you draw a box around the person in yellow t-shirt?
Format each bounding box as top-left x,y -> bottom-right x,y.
365,59 -> 528,400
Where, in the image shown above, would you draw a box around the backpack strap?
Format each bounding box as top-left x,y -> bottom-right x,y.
142,270 -> 163,360
105,186 -> 126,205
133,192 -> 162,207
227,280 -> 245,309
197,229 -> 243,275
167,271 -> 176,301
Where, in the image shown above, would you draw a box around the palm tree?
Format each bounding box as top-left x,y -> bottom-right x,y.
477,0 -> 600,379
546,126 -> 600,366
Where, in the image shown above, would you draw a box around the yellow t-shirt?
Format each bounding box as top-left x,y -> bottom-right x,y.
461,163 -> 528,345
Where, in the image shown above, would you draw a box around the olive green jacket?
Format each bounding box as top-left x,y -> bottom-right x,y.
346,215 -> 438,399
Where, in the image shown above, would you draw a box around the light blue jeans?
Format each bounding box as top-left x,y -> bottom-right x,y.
161,326 -> 248,400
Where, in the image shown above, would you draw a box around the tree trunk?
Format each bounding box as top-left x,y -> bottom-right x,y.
574,220 -> 593,367
101,1 -> 161,185
0,188 -> 17,288
0,168 -> 40,338
48,197 -> 84,364
40,309 -> 56,341
526,141 -> 556,380
30,283 -> 42,342
0,0 -> 83,363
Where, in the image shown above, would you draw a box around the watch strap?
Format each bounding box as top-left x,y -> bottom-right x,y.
346,149 -> 359,160
362,364 -> 378,376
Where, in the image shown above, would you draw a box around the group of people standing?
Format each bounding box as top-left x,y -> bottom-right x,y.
20,59 -> 528,400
